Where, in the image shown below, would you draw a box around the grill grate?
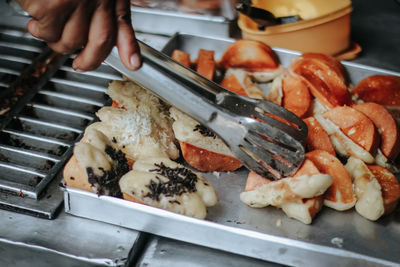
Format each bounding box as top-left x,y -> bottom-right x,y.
0,23 -> 122,218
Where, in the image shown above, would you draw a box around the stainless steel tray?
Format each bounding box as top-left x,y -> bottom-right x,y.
130,2 -> 237,38
64,34 -> 400,267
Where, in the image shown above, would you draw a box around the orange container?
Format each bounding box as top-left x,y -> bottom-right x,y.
238,5 -> 354,56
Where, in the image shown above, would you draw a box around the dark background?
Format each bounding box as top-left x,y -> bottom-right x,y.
350,0 -> 400,72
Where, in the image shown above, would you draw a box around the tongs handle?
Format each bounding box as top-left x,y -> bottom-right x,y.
105,41 -> 232,127
138,40 -> 231,102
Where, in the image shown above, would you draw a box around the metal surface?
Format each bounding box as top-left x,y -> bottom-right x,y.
66,33 -> 400,267
130,4 -> 237,38
105,41 -> 306,179
137,235 -> 282,267
0,208 -> 142,267
0,17 -> 123,217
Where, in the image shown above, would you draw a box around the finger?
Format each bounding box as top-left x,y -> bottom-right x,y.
48,2 -> 95,54
115,0 -> 141,70
72,0 -> 116,71
24,1 -> 75,42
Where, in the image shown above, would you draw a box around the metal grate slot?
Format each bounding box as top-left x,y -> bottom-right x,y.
0,58 -> 29,73
62,57 -> 123,80
33,90 -> 106,113
0,68 -> 19,81
0,129 -> 70,156
0,83 -> 8,91
40,80 -> 108,101
0,40 -> 43,53
22,103 -> 94,129
0,29 -> 44,48
0,162 -> 45,193
0,145 -> 58,172
7,116 -> 81,142
0,67 -> 19,91
0,45 -> 38,62
50,77 -> 108,93
0,23 -> 121,217
56,66 -> 122,87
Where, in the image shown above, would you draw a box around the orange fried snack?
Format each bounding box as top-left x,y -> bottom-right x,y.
306,150 -> 356,210
323,106 -> 380,154
281,73 -> 312,118
196,49 -> 215,80
290,53 -> 351,108
171,49 -> 191,68
352,75 -> 400,107
304,117 -> 336,156
220,74 -> 249,97
367,165 -> 400,215
354,102 -> 400,160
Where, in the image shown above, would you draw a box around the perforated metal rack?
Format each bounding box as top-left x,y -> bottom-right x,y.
0,23 -> 121,218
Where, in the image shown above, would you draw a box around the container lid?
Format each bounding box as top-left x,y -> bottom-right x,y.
239,5 -> 352,34
251,0 -> 351,20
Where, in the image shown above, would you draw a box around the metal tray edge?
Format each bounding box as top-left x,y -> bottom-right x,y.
63,186 -> 397,267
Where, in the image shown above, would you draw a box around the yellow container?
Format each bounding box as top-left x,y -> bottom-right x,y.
238,4 -> 354,56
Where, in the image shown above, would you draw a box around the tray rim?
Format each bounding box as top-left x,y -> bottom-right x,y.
63,186 -> 398,267
162,33 -> 400,77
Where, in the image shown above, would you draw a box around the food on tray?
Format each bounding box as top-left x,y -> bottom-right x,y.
354,102 -> 400,160
63,128 -> 129,198
266,75 -> 283,105
65,80 -> 218,219
367,165 -> 400,215
280,196 -> 324,225
314,113 -> 375,164
322,106 -> 380,154
306,150 -> 356,211
89,81 -> 179,165
219,73 -> 248,97
222,69 -> 265,99
242,158 -> 330,224
119,157 -> 218,219
240,158 -> 332,208
65,40 -> 400,225
170,107 -> 242,172
219,40 -> 284,82
280,71 -> 312,118
345,157 -> 384,221
289,53 -> 351,108
195,49 -> 215,80
165,46 -> 399,223
351,75 -> 400,107
303,117 -> 335,156
172,49 -> 191,68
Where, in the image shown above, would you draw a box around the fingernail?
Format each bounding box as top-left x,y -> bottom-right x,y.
130,53 -> 142,70
75,69 -> 85,73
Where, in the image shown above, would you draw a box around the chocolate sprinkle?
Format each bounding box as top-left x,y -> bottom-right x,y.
193,124 -> 216,138
86,145 -> 129,198
145,162 -> 198,201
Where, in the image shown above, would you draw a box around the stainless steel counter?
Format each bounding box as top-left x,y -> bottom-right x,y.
0,209 -> 141,267
0,0 -> 399,267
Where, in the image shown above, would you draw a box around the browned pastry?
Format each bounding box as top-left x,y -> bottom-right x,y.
219,40 -> 283,82
170,107 -> 242,172
119,157 -> 218,219
63,128 -> 129,197
289,53 -> 351,108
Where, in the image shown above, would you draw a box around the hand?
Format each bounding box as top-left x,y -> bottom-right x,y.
16,0 -> 142,72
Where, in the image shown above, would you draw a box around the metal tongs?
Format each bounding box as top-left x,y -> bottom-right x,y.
105,41 -> 307,180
